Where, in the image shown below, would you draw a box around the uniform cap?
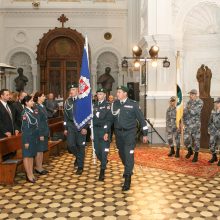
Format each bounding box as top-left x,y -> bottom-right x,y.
170,96 -> 176,102
96,88 -> 107,93
188,89 -> 197,95
214,97 -> 220,103
69,83 -> 78,89
117,85 -> 129,93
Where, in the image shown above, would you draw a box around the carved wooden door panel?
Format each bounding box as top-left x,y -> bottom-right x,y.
47,60 -> 79,98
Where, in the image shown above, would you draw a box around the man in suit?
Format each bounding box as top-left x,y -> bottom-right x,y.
45,93 -> 59,118
11,91 -> 27,130
0,89 -> 19,139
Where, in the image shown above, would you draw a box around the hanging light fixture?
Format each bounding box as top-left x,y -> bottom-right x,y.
149,45 -> 159,58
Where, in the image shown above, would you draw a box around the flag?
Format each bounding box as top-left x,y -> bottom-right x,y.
176,51 -> 183,128
73,37 -> 92,130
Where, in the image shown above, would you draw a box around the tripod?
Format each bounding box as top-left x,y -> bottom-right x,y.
146,118 -> 166,144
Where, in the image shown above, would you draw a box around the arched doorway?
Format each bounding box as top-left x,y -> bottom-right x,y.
36,28 -> 84,98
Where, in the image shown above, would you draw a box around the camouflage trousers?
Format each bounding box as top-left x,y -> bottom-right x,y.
209,131 -> 220,154
184,126 -> 201,152
167,130 -> 181,149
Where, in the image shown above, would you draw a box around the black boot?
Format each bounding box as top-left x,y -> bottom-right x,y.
168,147 -> 175,157
122,175 -> 131,191
192,152 -> 199,163
208,153 -> 218,163
175,148 -> 180,158
217,160 -> 220,166
98,169 -> 105,181
185,148 -> 193,159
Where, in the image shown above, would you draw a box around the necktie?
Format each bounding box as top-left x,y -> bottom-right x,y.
98,102 -> 101,106
6,104 -> 12,120
121,101 -> 124,105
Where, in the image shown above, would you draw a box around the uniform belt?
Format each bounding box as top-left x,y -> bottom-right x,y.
116,127 -> 135,131
94,125 -> 103,128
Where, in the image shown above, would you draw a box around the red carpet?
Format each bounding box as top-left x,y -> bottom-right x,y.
109,146 -> 220,178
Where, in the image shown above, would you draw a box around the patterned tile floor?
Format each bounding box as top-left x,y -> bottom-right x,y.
0,143 -> 220,220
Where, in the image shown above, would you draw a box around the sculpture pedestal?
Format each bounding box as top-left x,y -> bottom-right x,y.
200,97 -> 214,149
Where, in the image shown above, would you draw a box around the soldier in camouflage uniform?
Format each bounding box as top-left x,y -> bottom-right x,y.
208,97 -> 220,166
166,96 -> 181,158
183,89 -> 203,162
104,86 -> 148,191
93,88 -> 112,181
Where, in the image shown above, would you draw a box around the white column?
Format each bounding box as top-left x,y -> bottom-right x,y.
91,63 -> 97,95
0,13 -> 4,62
127,0 -> 141,51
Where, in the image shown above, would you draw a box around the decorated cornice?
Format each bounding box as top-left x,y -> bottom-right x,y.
0,8 -> 127,17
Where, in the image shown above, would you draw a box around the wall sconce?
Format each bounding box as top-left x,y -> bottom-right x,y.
32,1 -> 40,8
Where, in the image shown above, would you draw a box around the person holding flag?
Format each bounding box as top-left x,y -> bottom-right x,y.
64,36 -> 92,175
92,88 -> 111,181
63,83 -> 89,175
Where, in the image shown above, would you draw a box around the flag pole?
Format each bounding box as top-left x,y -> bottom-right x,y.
85,35 -> 96,164
176,51 -> 184,146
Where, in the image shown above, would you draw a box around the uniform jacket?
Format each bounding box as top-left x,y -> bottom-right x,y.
64,97 -> 88,131
208,109 -> 220,134
109,98 -> 148,136
34,104 -> 49,137
166,106 -> 177,132
21,107 -> 39,144
183,98 -> 203,127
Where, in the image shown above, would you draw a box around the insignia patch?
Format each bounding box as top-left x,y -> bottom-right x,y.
107,106 -> 110,109
23,115 -> 27,120
124,105 -> 133,109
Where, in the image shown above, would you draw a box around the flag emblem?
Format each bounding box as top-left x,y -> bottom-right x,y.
78,76 -> 91,99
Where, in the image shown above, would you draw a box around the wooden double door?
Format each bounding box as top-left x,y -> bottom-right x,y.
37,28 -> 85,99
47,60 -> 79,98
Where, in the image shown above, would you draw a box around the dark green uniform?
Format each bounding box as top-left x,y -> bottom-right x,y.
35,104 -> 49,152
93,100 -> 111,169
64,97 -> 88,169
110,98 -> 148,176
21,107 -> 39,158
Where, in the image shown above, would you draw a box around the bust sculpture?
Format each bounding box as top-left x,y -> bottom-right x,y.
97,67 -> 115,92
14,68 -> 28,92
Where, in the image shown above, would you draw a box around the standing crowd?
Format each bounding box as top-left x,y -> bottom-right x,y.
1,85 -> 220,191
166,89 -> 220,165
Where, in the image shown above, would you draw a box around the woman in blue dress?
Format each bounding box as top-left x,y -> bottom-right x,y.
33,92 -> 49,175
21,95 -> 39,183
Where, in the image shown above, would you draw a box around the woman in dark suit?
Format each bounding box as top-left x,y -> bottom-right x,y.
21,95 -> 39,183
33,92 -> 49,175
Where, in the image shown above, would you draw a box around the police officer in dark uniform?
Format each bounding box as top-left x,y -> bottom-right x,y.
104,86 -> 148,191
33,92 -> 49,175
64,84 -> 88,175
21,95 -> 39,183
93,88 -> 111,181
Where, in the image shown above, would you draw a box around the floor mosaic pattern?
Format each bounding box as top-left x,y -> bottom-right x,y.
0,143 -> 220,220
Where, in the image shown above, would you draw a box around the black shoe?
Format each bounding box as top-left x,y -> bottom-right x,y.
168,147 -> 175,157
185,148 -> 193,159
192,152 -> 199,163
35,169 -> 48,175
175,148 -> 180,158
76,168 -> 83,175
208,153 -> 218,163
122,175 -> 131,191
26,175 -> 36,183
217,160 -> 220,166
98,169 -> 105,181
